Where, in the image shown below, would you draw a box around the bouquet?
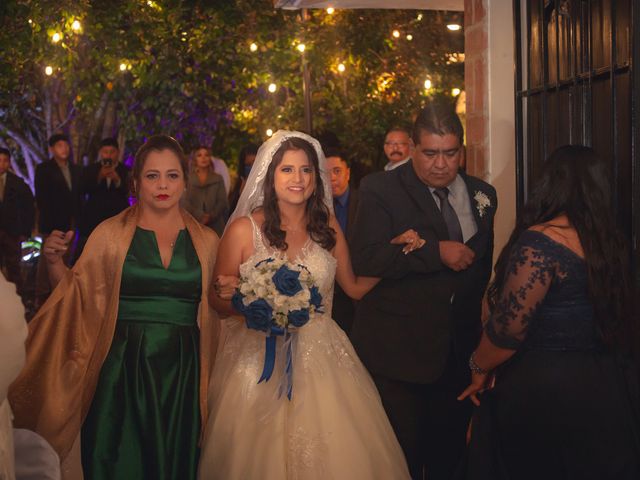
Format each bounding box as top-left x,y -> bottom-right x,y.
232,257 -> 323,332
231,257 -> 323,399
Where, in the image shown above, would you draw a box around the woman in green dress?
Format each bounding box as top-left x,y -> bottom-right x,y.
10,135 -> 219,478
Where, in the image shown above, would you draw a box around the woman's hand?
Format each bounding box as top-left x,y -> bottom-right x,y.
457,371 -> 493,407
43,230 -> 74,265
214,274 -> 239,300
390,229 -> 426,254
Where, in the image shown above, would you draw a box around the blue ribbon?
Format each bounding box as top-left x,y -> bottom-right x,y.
257,327 -> 294,400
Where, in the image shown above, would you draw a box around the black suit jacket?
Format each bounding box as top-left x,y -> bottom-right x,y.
79,162 -> 130,236
350,162 -> 496,384
35,160 -> 82,234
0,172 -> 35,237
331,187 -> 359,333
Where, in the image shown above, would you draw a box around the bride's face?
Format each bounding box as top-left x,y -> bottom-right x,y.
273,149 -> 316,206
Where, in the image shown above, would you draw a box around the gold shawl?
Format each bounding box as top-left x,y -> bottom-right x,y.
8,205 -> 219,461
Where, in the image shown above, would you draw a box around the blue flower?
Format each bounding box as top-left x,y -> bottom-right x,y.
272,265 -> 303,296
309,286 -> 323,312
243,298 -> 273,332
231,291 -> 246,314
288,308 -> 310,327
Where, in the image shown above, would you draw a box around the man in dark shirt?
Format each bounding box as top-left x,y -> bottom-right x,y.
34,133 -> 81,304
78,138 -> 130,252
0,148 -> 35,299
326,148 -> 359,333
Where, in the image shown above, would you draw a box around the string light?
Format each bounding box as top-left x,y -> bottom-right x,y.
424,79 -> 432,89
250,42 -> 258,52
451,87 -> 461,96
45,66 -> 53,76
71,20 -> 81,32
297,43 -> 306,53
326,7 -> 335,14
268,83 -> 277,93
447,24 -> 461,31
28,19 -> 33,24
51,32 -> 62,43
337,63 -> 346,73
266,129 -> 274,137
392,30 -> 400,38
417,13 -> 423,21
406,34 -> 413,41
119,63 -> 127,71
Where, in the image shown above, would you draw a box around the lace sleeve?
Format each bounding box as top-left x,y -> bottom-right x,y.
485,233 -> 557,349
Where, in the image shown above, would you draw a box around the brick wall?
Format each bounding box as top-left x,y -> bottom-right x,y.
464,0 -> 488,179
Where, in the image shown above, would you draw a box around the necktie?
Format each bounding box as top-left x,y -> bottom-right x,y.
433,187 -> 463,243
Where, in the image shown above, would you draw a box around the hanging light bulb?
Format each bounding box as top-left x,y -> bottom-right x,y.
297,43 -> 306,53
45,66 -> 53,76
424,79 -> 432,90
268,83 -> 277,93
266,129 -> 274,137
392,30 -> 400,38
447,24 -> 462,31
51,32 -> 62,43
326,7 -> 335,14
71,20 -> 81,32
451,87 -> 461,96
337,63 -> 346,73
119,63 -> 127,72
250,42 -> 258,52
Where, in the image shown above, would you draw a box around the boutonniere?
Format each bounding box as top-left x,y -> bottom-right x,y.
473,191 -> 491,218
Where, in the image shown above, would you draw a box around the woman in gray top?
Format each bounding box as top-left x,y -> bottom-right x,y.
182,146 -> 228,236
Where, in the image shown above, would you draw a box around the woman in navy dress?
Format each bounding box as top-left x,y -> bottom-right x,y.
459,145 -> 640,480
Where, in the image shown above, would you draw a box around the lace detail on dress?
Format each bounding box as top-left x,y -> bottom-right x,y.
288,426 -> 330,479
485,230 -> 596,351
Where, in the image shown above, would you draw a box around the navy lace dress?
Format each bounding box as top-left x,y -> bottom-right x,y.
467,230 -> 640,480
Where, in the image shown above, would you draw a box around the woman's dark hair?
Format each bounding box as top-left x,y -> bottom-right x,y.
133,135 -> 189,186
238,143 -> 259,179
488,145 -> 633,350
261,137 -> 336,251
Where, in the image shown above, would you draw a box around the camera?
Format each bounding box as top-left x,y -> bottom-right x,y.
100,158 -> 113,167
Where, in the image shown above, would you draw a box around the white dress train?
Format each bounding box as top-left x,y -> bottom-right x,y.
198,217 -> 410,479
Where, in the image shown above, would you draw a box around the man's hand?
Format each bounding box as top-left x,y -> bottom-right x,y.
439,240 -> 475,271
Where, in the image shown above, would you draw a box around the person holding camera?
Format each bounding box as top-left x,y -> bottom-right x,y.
78,138 -> 130,253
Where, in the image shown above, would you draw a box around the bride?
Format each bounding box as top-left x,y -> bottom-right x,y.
199,131 -> 414,479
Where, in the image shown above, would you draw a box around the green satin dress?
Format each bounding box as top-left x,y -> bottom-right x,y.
81,227 -> 202,479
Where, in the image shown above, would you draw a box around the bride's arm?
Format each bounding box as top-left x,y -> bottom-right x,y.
332,216 -> 381,300
209,217 -> 253,316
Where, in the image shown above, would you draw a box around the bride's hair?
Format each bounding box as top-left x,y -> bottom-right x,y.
262,137 -> 336,251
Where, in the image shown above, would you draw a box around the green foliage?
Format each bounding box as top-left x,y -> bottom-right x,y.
0,0 -> 464,181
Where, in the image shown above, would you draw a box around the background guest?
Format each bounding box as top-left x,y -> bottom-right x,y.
211,153 -> 231,195
325,147 -> 359,333
383,126 -> 413,171
0,148 -> 35,301
34,133 -> 81,306
183,145 -> 229,236
460,145 -> 640,479
228,143 -> 258,214
78,137 -> 130,254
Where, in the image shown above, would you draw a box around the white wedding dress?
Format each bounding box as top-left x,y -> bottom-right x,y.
198,217 -> 410,479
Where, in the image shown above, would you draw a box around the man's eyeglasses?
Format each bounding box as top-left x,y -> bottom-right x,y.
421,147 -> 461,160
384,142 -> 410,148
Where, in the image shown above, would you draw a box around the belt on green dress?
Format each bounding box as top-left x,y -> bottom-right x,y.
117,296 -> 200,326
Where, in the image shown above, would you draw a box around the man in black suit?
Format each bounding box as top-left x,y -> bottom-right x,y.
351,102 -> 497,480
0,148 -> 35,298
34,133 -> 82,303
78,137 -> 130,251
326,148 -> 359,333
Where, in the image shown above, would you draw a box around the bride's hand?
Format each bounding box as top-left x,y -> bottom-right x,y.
390,229 -> 426,254
214,274 -> 240,300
